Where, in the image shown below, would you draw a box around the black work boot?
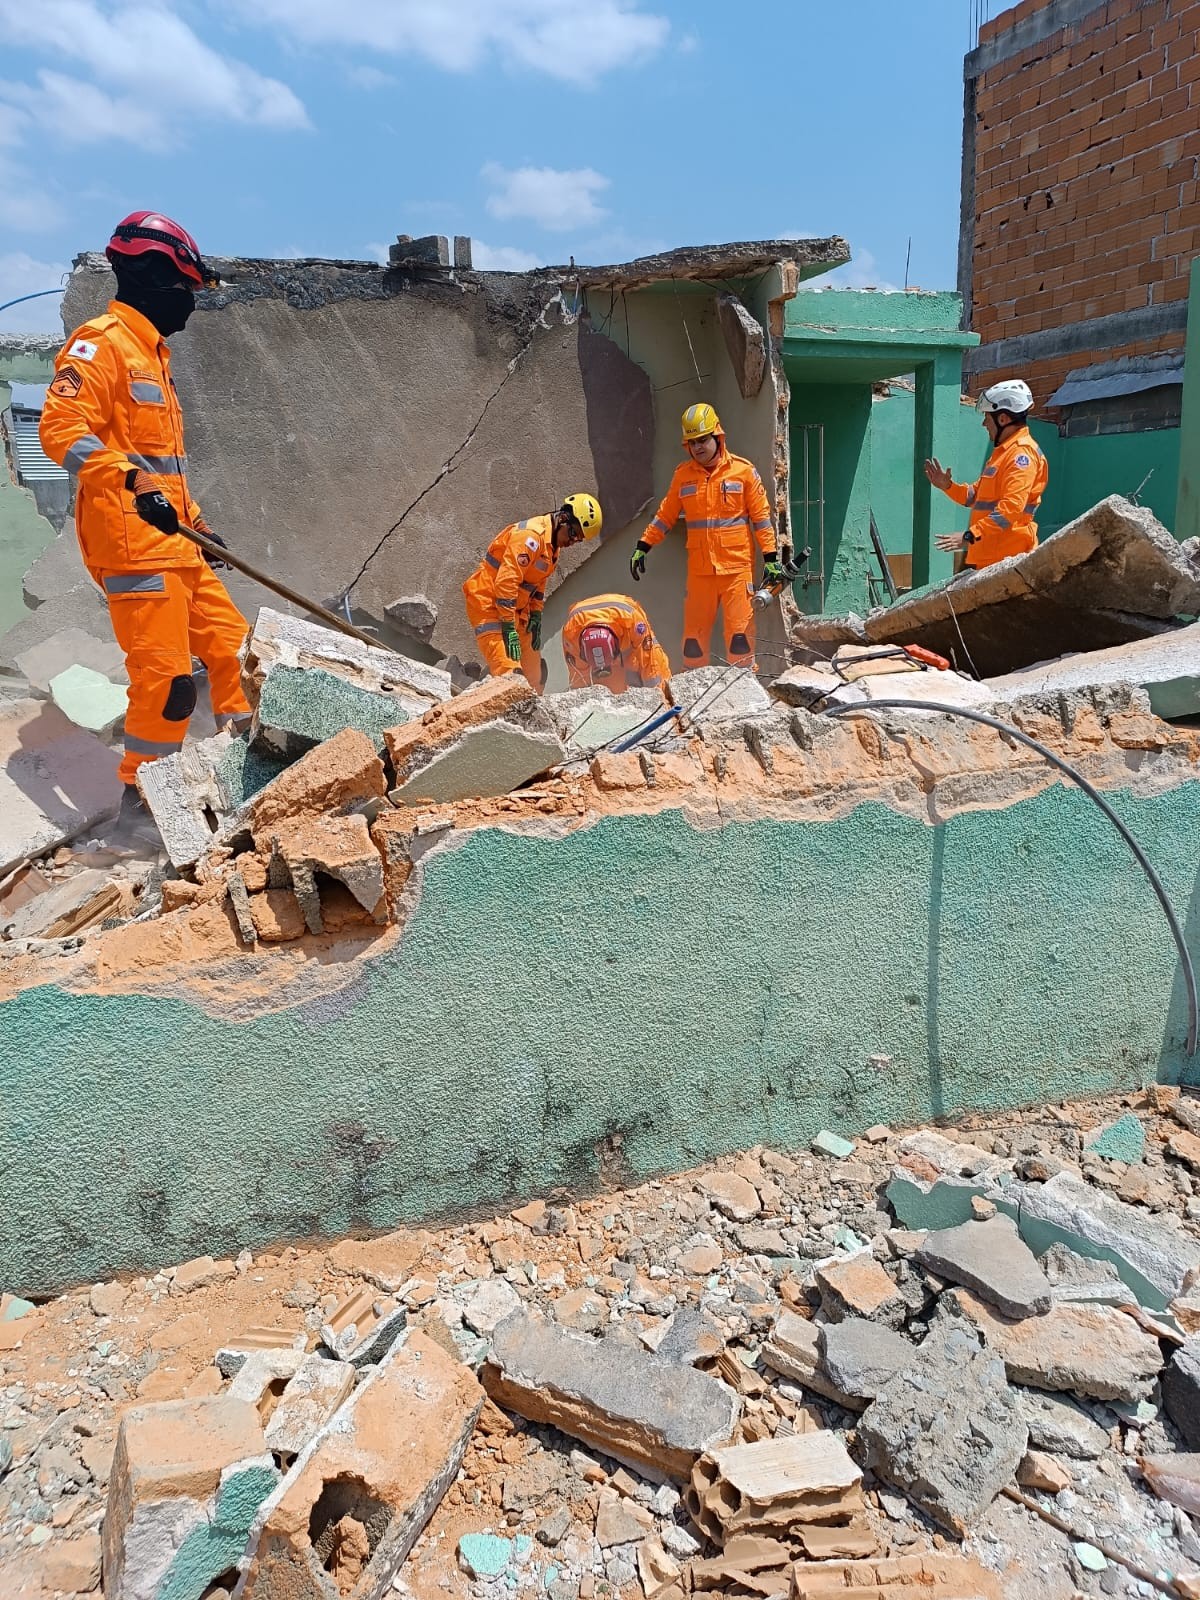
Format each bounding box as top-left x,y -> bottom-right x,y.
111,785 -> 163,852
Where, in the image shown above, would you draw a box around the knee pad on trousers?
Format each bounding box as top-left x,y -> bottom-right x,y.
683,637 -> 704,660
162,673 -> 197,722
729,633 -> 751,657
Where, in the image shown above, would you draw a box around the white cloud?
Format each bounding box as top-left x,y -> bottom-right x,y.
345,64 -> 396,89
482,162 -> 609,232
0,0 -> 308,163
0,251 -> 70,333
471,239 -> 543,271
229,0 -> 669,84
0,152 -> 64,233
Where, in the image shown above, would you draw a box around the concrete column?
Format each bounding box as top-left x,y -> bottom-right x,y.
1176,259 -> 1200,543
913,355 -> 965,589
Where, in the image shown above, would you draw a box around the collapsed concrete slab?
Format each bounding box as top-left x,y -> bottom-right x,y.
386,674 -> 566,805
237,1332 -> 483,1600
545,684 -> 664,756
481,1310 -> 740,1481
668,665 -> 771,728
987,621 -> 1200,720
243,607 -> 451,711
915,1216 -> 1052,1319
0,698 -> 122,874
837,497 -> 1200,679
251,663 -> 415,761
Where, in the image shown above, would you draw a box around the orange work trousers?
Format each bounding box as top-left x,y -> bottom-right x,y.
101,564 -> 250,786
463,591 -> 543,689
681,570 -> 756,670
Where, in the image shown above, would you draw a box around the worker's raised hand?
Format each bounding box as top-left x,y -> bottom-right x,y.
528,611 -> 543,651
630,542 -> 650,582
924,458 -> 953,492
934,532 -> 967,552
501,620 -> 522,661
125,468 -> 179,535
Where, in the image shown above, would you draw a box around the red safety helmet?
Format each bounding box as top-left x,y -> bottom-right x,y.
106,211 -> 218,288
579,623 -> 620,680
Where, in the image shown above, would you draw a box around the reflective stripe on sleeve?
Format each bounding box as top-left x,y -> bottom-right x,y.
63,434 -> 106,475
475,622 -> 503,636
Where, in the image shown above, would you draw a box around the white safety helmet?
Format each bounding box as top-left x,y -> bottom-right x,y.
977,378 -> 1034,417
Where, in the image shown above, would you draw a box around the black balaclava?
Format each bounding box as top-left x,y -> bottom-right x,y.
113,251 -> 195,338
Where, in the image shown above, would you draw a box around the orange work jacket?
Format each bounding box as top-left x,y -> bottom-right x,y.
463,515 -> 557,618
946,426 -> 1049,568
642,440 -> 776,577
40,300 -> 204,580
562,594 -> 671,689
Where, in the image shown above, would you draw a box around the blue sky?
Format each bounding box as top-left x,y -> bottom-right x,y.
0,0 -> 981,334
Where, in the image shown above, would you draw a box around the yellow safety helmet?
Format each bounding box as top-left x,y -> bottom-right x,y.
561,492 -> 603,540
682,401 -> 721,443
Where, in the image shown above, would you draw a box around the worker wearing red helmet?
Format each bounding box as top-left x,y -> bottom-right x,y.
40,211 -> 251,840
630,403 -> 781,671
561,594 -> 671,693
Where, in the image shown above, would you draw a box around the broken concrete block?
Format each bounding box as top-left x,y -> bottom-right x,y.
686,1431 -> 863,1542
237,1332 -> 483,1599
263,1354 -> 356,1460
391,718 -> 565,805
986,619 -> 1200,721
1162,1338 -> 1200,1448
259,813 -> 386,928
229,1347 -> 307,1411
698,1170 -> 761,1221
243,605 -> 450,709
215,1331 -> 307,1378
944,1286 -> 1163,1402
136,731 -> 236,871
49,663 -> 128,737
1139,1453 -> 1200,1516
812,1129 -> 856,1159
251,662 -> 419,762
818,1318 -> 917,1411
481,1310 -> 740,1482
1010,1169 -> 1200,1311
245,727 -> 387,835
14,625 -> 126,694
790,1553 -> 1004,1598
857,1324 -> 1026,1535
171,1254 -> 237,1294
668,665 -> 770,727
815,1254 -> 905,1327
761,1310 -> 822,1388
102,1394 -> 270,1600
715,292 -> 766,398
459,1276 -> 523,1336
1016,1389 -> 1111,1460
326,1229 -> 427,1293
384,594 -> 438,639
915,1215 -> 1052,1319
0,698 -> 122,874
2,868 -> 125,941
544,684 -> 664,755
248,888 -> 306,942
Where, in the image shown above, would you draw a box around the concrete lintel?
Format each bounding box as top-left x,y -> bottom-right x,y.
566,237 -> 850,291
965,0 -> 1108,79
965,301 -> 1189,376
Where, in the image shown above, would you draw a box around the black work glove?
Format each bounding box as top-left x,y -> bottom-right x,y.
529,611 -> 543,651
194,516 -> 229,570
125,468 -> 178,535
630,541 -> 650,582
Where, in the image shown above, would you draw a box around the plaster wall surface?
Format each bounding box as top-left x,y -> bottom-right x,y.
1,750 -> 1198,1295
0,381 -> 59,639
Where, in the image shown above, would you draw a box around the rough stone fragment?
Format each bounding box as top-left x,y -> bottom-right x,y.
1017,1449 -> 1071,1494
246,727 -> 387,834
656,1307 -> 726,1367
915,1215 -> 1052,1319
27,1530 -> 104,1594
458,1532 -> 512,1578
1084,1113 -> 1146,1164
383,594 -> 438,639
1163,1338 -> 1200,1448
391,720 -> 565,806
102,1394 -> 267,1600
715,291 -> 766,398
171,1255 -> 237,1294
135,730 -> 235,870
945,1287 -> 1163,1402
326,1230 -> 427,1293
0,698 -> 122,874
818,1318 -> 916,1411
1009,1169 -> 1200,1311
815,1254 -> 904,1327
259,811 -> 386,926
1139,1453 -> 1200,1515
248,889 -> 306,942
238,1332 -> 483,1599
668,665 -> 770,727
251,662 -> 418,761
320,1286 -> 407,1366
698,1171 -> 760,1222
857,1325 -> 1027,1535
677,1243 -> 723,1276
1016,1389 -> 1110,1460
229,1347 -> 306,1408
761,1311 -> 822,1388
481,1310 -> 740,1482
90,1279 -> 129,1318
460,1277 -> 523,1336
263,1354 -> 356,1460
3,869 -> 124,941
686,1432 -> 863,1542
595,1492 -> 654,1546
384,674 -> 537,779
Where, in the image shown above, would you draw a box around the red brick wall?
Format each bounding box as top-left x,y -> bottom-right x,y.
969,0 -> 1200,404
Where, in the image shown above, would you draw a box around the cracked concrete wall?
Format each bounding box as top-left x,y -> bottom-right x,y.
2,704 -> 1198,1293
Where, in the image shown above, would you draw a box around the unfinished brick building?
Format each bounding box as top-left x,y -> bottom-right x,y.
960,0 -> 1200,434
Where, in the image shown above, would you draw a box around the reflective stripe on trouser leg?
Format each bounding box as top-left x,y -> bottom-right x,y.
184,563 -> 250,718
681,572 -> 723,669
102,569 -> 194,786
464,592 -> 522,677
720,572 -> 756,669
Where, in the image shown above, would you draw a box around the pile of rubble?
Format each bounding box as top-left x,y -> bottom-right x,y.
9,1089 -> 1200,1597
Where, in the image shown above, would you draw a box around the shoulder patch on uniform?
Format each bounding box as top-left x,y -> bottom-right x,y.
524,535 -> 539,552
49,366 -> 83,399
1015,453 -> 1031,467
67,338 -> 98,362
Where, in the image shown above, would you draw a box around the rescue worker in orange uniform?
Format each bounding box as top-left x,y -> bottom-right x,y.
40,211 -> 251,840
629,403 -> 780,670
463,494 -> 602,687
562,594 -> 671,694
924,378 -> 1049,570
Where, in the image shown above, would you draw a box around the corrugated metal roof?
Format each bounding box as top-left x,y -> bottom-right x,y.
8,406 -> 67,484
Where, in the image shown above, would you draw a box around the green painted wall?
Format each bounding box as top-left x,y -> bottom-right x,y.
2,781 -> 1198,1295
869,392 -> 987,582
0,380 -> 57,638
790,384 -> 873,615
1031,419 -> 1180,539
1175,259 -> 1200,546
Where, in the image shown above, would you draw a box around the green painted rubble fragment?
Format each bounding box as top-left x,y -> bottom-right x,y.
252,664 -> 409,760
215,732 -> 290,809
157,1455 -> 280,1600
48,664 -> 128,735
1085,1113 -> 1146,1164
